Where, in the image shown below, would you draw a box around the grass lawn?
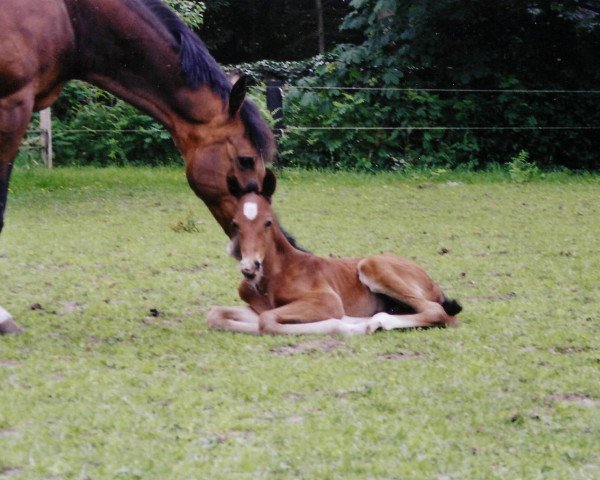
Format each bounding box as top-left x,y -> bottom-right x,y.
0,166 -> 598,479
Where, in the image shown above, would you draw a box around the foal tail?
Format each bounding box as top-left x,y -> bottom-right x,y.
441,297 -> 463,316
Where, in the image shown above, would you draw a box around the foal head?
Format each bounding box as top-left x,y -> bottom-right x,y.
228,170 -> 277,284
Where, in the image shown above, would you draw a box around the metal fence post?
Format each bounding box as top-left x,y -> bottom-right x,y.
40,108 -> 53,169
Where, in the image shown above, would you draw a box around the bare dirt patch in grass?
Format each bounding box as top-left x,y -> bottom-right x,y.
0,466 -> 22,477
550,345 -> 594,355
377,350 -> 424,361
269,337 -> 348,356
467,292 -> 517,302
0,360 -> 19,368
546,393 -> 600,408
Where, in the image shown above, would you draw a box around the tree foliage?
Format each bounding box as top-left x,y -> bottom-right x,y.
280,0 -> 600,170
200,0 -> 359,63
165,0 -> 205,29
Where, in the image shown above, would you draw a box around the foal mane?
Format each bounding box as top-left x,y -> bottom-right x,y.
141,0 -> 275,160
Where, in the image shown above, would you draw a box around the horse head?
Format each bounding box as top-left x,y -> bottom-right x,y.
179,76 -> 276,235
226,169 -> 277,284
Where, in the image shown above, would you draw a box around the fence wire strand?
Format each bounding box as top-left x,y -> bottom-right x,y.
286,126 -> 600,131
286,86 -> 600,94
27,86 -> 600,137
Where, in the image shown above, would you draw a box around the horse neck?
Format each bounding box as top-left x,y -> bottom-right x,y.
262,224 -> 306,281
67,0 -> 224,132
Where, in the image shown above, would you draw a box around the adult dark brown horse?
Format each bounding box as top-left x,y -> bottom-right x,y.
0,0 -> 275,334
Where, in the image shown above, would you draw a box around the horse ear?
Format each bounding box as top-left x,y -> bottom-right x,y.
228,75 -> 247,118
261,169 -> 277,199
228,72 -> 241,85
227,175 -> 243,199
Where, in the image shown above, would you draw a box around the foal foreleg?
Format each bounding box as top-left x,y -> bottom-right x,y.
207,306 -> 260,334
259,296 -> 375,336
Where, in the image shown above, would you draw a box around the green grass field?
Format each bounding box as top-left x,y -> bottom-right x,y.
1,167 -> 598,479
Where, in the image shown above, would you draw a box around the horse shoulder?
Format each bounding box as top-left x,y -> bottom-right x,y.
271,273 -> 315,308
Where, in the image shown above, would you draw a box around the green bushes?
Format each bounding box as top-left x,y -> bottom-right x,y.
278,0 -> 600,171
280,86 -> 484,171
51,82 -> 179,167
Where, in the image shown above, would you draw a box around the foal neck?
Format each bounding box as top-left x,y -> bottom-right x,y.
264,224 -> 308,274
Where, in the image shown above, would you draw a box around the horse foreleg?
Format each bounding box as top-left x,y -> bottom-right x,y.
258,295 -> 376,336
1,89 -> 33,232
207,306 -> 260,334
0,88 -> 34,334
0,159 -> 14,234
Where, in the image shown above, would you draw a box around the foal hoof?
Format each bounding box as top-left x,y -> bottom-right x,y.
366,318 -> 383,335
0,308 -> 24,335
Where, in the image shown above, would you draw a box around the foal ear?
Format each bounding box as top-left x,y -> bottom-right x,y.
227,175 -> 244,199
261,169 -> 277,199
228,75 -> 248,118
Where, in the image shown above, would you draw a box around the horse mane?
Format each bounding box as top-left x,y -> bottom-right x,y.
142,0 -> 230,96
280,226 -> 310,254
142,0 -> 275,160
240,101 -> 276,161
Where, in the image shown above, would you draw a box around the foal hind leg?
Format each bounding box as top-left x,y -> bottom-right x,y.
258,294 -> 376,336
358,255 -> 452,332
0,88 -> 34,334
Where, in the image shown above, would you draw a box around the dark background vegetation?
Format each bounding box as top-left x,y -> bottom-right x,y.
201,0 -> 360,62
48,0 -> 600,171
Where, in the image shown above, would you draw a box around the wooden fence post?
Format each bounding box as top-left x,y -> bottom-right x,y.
39,108 -> 53,169
266,80 -> 284,135
266,80 -> 284,167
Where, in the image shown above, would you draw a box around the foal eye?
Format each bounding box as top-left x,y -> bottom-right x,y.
237,156 -> 255,170
231,221 -> 239,232
264,220 -> 272,228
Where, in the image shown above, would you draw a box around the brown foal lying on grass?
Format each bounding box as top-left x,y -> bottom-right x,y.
208,171 -> 462,335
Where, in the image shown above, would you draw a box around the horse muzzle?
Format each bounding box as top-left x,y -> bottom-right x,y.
240,257 -> 262,281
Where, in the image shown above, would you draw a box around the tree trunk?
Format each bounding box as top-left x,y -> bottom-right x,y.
315,0 -> 325,54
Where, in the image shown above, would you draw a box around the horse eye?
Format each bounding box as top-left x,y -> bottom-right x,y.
231,221 -> 239,232
264,219 -> 272,228
237,156 -> 255,170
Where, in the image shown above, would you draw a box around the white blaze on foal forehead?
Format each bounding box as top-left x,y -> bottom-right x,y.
243,201 -> 258,221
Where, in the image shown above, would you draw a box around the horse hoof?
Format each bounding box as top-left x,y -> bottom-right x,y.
366,319 -> 382,335
0,308 -> 24,335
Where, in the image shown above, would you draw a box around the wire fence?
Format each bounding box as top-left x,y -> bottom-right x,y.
24,85 -> 600,167
286,86 -> 600,94
285,126 -> 600,131
279,85 -> 600,131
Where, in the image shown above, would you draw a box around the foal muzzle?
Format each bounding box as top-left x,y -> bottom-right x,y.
240,257 -> 262,281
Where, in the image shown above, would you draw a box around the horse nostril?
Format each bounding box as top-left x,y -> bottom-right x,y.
242,271 -> 256,280
254,260 -> 261,270
238,156 -> 255,170
245,180 -> 258,193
